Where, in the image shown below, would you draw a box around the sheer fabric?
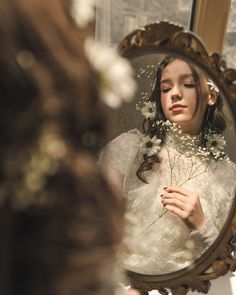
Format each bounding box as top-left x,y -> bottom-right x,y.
99,129 -> 236,275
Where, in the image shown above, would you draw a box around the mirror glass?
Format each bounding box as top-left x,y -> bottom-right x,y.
102,53 -> 236,276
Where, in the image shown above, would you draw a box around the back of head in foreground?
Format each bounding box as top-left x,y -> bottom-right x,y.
0,0 -> 124,294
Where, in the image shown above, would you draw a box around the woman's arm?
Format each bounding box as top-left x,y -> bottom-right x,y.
161,186 -> 219,246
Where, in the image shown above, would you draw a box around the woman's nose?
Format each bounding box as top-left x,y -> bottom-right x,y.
171,85 -> 182,101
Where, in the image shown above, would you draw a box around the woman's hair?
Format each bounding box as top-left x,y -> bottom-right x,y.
0,1 -> 124,294
137,56 -> 226,182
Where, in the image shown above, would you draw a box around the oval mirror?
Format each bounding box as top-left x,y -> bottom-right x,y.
100,21 -> 236,295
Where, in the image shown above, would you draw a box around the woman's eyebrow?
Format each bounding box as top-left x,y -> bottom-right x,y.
180,73 -> 194,81
160,78 -> 171,84
160,74 -> 194,84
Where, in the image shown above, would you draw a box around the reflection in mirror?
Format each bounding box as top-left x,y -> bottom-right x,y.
100,55 -> 236,276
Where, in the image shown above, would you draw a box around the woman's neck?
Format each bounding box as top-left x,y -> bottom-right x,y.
165,129 -> 203,156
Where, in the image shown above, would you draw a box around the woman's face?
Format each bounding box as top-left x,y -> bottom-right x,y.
160,59 -> 211,135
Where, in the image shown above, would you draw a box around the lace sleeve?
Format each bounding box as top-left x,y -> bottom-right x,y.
99,129 -> 142,176
214,160 -> 236,226
190,160 -> 236,247
190,217 -> 219,247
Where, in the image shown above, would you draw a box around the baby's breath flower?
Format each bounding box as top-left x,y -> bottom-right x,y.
156,121 -> 228,161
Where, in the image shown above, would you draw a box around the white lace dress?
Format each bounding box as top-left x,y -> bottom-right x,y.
99,129 -> 236,275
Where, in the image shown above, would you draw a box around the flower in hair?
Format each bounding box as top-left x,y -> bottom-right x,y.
140,101 -> 157,119
85,38 -> 136,108
140,135 -> 161,157
207,79 -> 219,94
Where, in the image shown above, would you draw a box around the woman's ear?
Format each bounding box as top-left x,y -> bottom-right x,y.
207,91 -> 217,106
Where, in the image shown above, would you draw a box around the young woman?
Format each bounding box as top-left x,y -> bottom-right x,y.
100,56 -> 236,275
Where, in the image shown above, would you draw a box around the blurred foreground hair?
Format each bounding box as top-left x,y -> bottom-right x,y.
0,0 -> 124,294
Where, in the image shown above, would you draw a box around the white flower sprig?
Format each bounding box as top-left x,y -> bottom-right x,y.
205,131 -> 229,161
140,135 -> 161,157
70,0 -> 95,28
155,120 -> 210,160
85,38 -> 136,108
139,101 -> 157,119
136,95 -> 157,120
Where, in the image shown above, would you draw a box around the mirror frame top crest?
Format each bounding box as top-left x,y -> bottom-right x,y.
118,21 -> 236,295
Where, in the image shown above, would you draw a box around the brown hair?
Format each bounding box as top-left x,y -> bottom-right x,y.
0,0 -> 124,294
137,56 -> 226,182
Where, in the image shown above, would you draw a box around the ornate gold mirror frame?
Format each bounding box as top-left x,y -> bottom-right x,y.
118,21 -> 236,295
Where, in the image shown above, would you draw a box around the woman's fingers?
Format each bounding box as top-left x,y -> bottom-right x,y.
164,204 -> 188,219
164,186 -> 192,196
162,186 -> 199,204
161,186 -> 206,229
162,198 -> 194,217
162,196 -> 185,210
161,192 -> 186,202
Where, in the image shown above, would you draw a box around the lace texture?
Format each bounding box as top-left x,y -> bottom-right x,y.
100,129 -> 236,275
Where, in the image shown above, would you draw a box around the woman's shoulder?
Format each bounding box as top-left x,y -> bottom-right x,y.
99,129 -> 144,175
114,128 -> 143,142
105,128 -> 143,151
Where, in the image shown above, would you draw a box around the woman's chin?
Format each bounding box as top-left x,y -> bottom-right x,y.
167,116 -> 191,126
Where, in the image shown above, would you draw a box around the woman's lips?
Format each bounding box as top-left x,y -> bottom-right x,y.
170,104 -> 187,112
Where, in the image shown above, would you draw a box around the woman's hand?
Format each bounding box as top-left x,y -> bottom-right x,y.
161,186 -> 206,230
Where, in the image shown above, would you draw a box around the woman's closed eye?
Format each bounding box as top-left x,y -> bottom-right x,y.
161,82 -> 195,93
184,82 -> 196,88
161,87 -> 171,93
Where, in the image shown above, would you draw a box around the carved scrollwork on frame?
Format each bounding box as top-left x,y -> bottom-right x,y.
118,21 -> 236,119
117,21 -> 236,295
